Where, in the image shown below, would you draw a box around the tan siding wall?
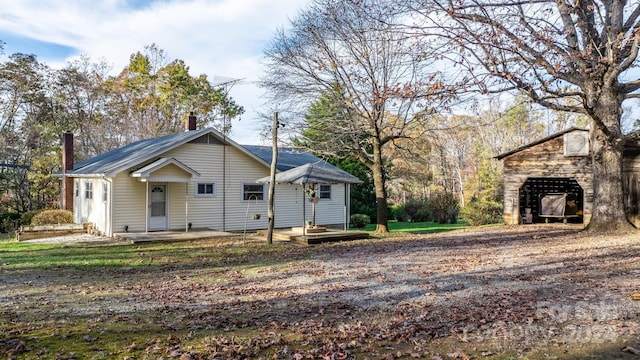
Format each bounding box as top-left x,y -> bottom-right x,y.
168,182 -> 188,231
112,173 -> 148,233
102,141 -> 351,233
151,163 -> 192,178
74,178 -> 109,234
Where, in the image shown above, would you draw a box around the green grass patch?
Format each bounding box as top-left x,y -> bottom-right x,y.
361,220 -> 467,234
0,238 -> 296,270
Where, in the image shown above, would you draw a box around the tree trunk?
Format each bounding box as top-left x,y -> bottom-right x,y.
372,140 -> 389,233
586,120 -> 634,232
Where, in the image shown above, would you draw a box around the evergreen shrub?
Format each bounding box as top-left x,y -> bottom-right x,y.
31,209 -> 74,226
350,213 -> 370,228
461,200 -> 503,226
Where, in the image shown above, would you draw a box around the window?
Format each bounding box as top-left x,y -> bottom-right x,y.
102,182 -> 108,202
243,184 -> 264,200
85,181 -> 93,199
75,180 -> 79,197
319,184 -> 331,199
196,182 -> 216,197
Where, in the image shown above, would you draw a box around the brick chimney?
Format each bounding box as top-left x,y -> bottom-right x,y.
186,111 -> 196,131
61,131 -> 74,212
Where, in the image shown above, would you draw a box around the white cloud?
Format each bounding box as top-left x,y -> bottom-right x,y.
0,0 -> 306,144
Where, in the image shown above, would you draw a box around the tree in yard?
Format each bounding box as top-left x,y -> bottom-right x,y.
295,91 -> 377,220
261,0 -> 453,232
106,44 -> 244,145
402,0 -> 640,232
0,54 -> 60,212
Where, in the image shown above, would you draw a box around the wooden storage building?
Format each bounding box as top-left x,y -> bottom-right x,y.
496,127 -> 640,227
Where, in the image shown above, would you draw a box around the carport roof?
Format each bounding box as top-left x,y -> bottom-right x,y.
495,127 -> 588,160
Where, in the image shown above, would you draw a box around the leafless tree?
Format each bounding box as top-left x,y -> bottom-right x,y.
401,0 -> 640,232
261,0 -> 453,232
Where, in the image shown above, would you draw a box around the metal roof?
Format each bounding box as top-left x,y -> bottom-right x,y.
242,145 -> 332,171
66,129 -> 348,179
256,163 -> 363,184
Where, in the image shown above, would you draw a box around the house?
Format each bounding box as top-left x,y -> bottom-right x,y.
58,117 -> 362,236
496,127 -> 640,227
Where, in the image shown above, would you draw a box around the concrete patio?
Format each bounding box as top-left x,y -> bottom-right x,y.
113,229 -> 241,243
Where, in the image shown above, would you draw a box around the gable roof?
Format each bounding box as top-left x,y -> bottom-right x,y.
256,163 -> 363,184
494,127 -> 588,160
68,128 -> 268,177
64,129 -> 344,179
130,157 -> 200,181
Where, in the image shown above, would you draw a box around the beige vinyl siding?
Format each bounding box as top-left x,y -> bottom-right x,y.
112,173 -> 148,233
151,163 -> 193,178
105,140 -> 349,233
74,177 -> 110,234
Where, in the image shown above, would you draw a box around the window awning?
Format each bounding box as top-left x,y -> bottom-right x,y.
130,158 -> 200,182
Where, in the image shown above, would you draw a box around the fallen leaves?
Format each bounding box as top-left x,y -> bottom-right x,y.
2,225 -> 640,359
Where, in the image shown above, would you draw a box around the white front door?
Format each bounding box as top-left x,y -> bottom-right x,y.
149,184 -> 167,230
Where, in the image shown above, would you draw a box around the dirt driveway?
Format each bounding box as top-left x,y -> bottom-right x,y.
2,224 -> 640,359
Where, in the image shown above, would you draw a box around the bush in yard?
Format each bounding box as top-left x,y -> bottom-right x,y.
430,191 -> 459,224
391,204 -> 409,222
0,212 -> 20,233
461,199 -> 504,226
20,210 -> 42,226
350,213 -> 370,228
31,209 -> 74,226
391,199 -> 432,222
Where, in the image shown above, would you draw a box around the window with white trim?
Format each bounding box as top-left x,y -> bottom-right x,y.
102,182 -> 108,202
75,180 -> 79,197
85,181 -> 93,199
243,184 -> 264,201
196,182 -> 216,197
319,184 -> 331,199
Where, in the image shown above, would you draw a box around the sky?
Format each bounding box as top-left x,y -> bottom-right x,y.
0,0 -> 309,145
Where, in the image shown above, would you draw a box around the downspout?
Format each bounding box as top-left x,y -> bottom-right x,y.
344,184 -> 348,231
303,183 -> 306,237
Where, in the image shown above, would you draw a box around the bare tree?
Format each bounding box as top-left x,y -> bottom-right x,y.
261,0 -> 452,232
403,0 -> 640,232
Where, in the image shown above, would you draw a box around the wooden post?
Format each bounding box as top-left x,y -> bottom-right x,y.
267,112 -> 278,244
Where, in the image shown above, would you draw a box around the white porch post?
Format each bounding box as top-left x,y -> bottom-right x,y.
145,181 -> 149,234
302,183 -> 306,236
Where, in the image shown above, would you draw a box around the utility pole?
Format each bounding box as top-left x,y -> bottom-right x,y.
267,112 -> 278,244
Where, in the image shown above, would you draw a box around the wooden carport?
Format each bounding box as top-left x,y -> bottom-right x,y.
496,128 -> 640,227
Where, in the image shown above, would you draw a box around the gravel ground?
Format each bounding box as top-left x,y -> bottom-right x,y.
2,224 -> 640,359
20,233 -> 117,244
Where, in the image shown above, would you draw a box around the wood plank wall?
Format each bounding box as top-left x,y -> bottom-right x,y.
502,136 -> 593,225
502,133 -> 640,227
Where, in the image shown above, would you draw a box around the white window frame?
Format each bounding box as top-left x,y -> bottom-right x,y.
195,182 -> 217,197
319,184 -> 331,199
243,183 -> 264,201
85,181 -> 93,200
102,182 -> 108,202
75,180 -> 79,197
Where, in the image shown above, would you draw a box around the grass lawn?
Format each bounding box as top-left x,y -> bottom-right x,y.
1,225 -> 639,359
361,220 -> 468,234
